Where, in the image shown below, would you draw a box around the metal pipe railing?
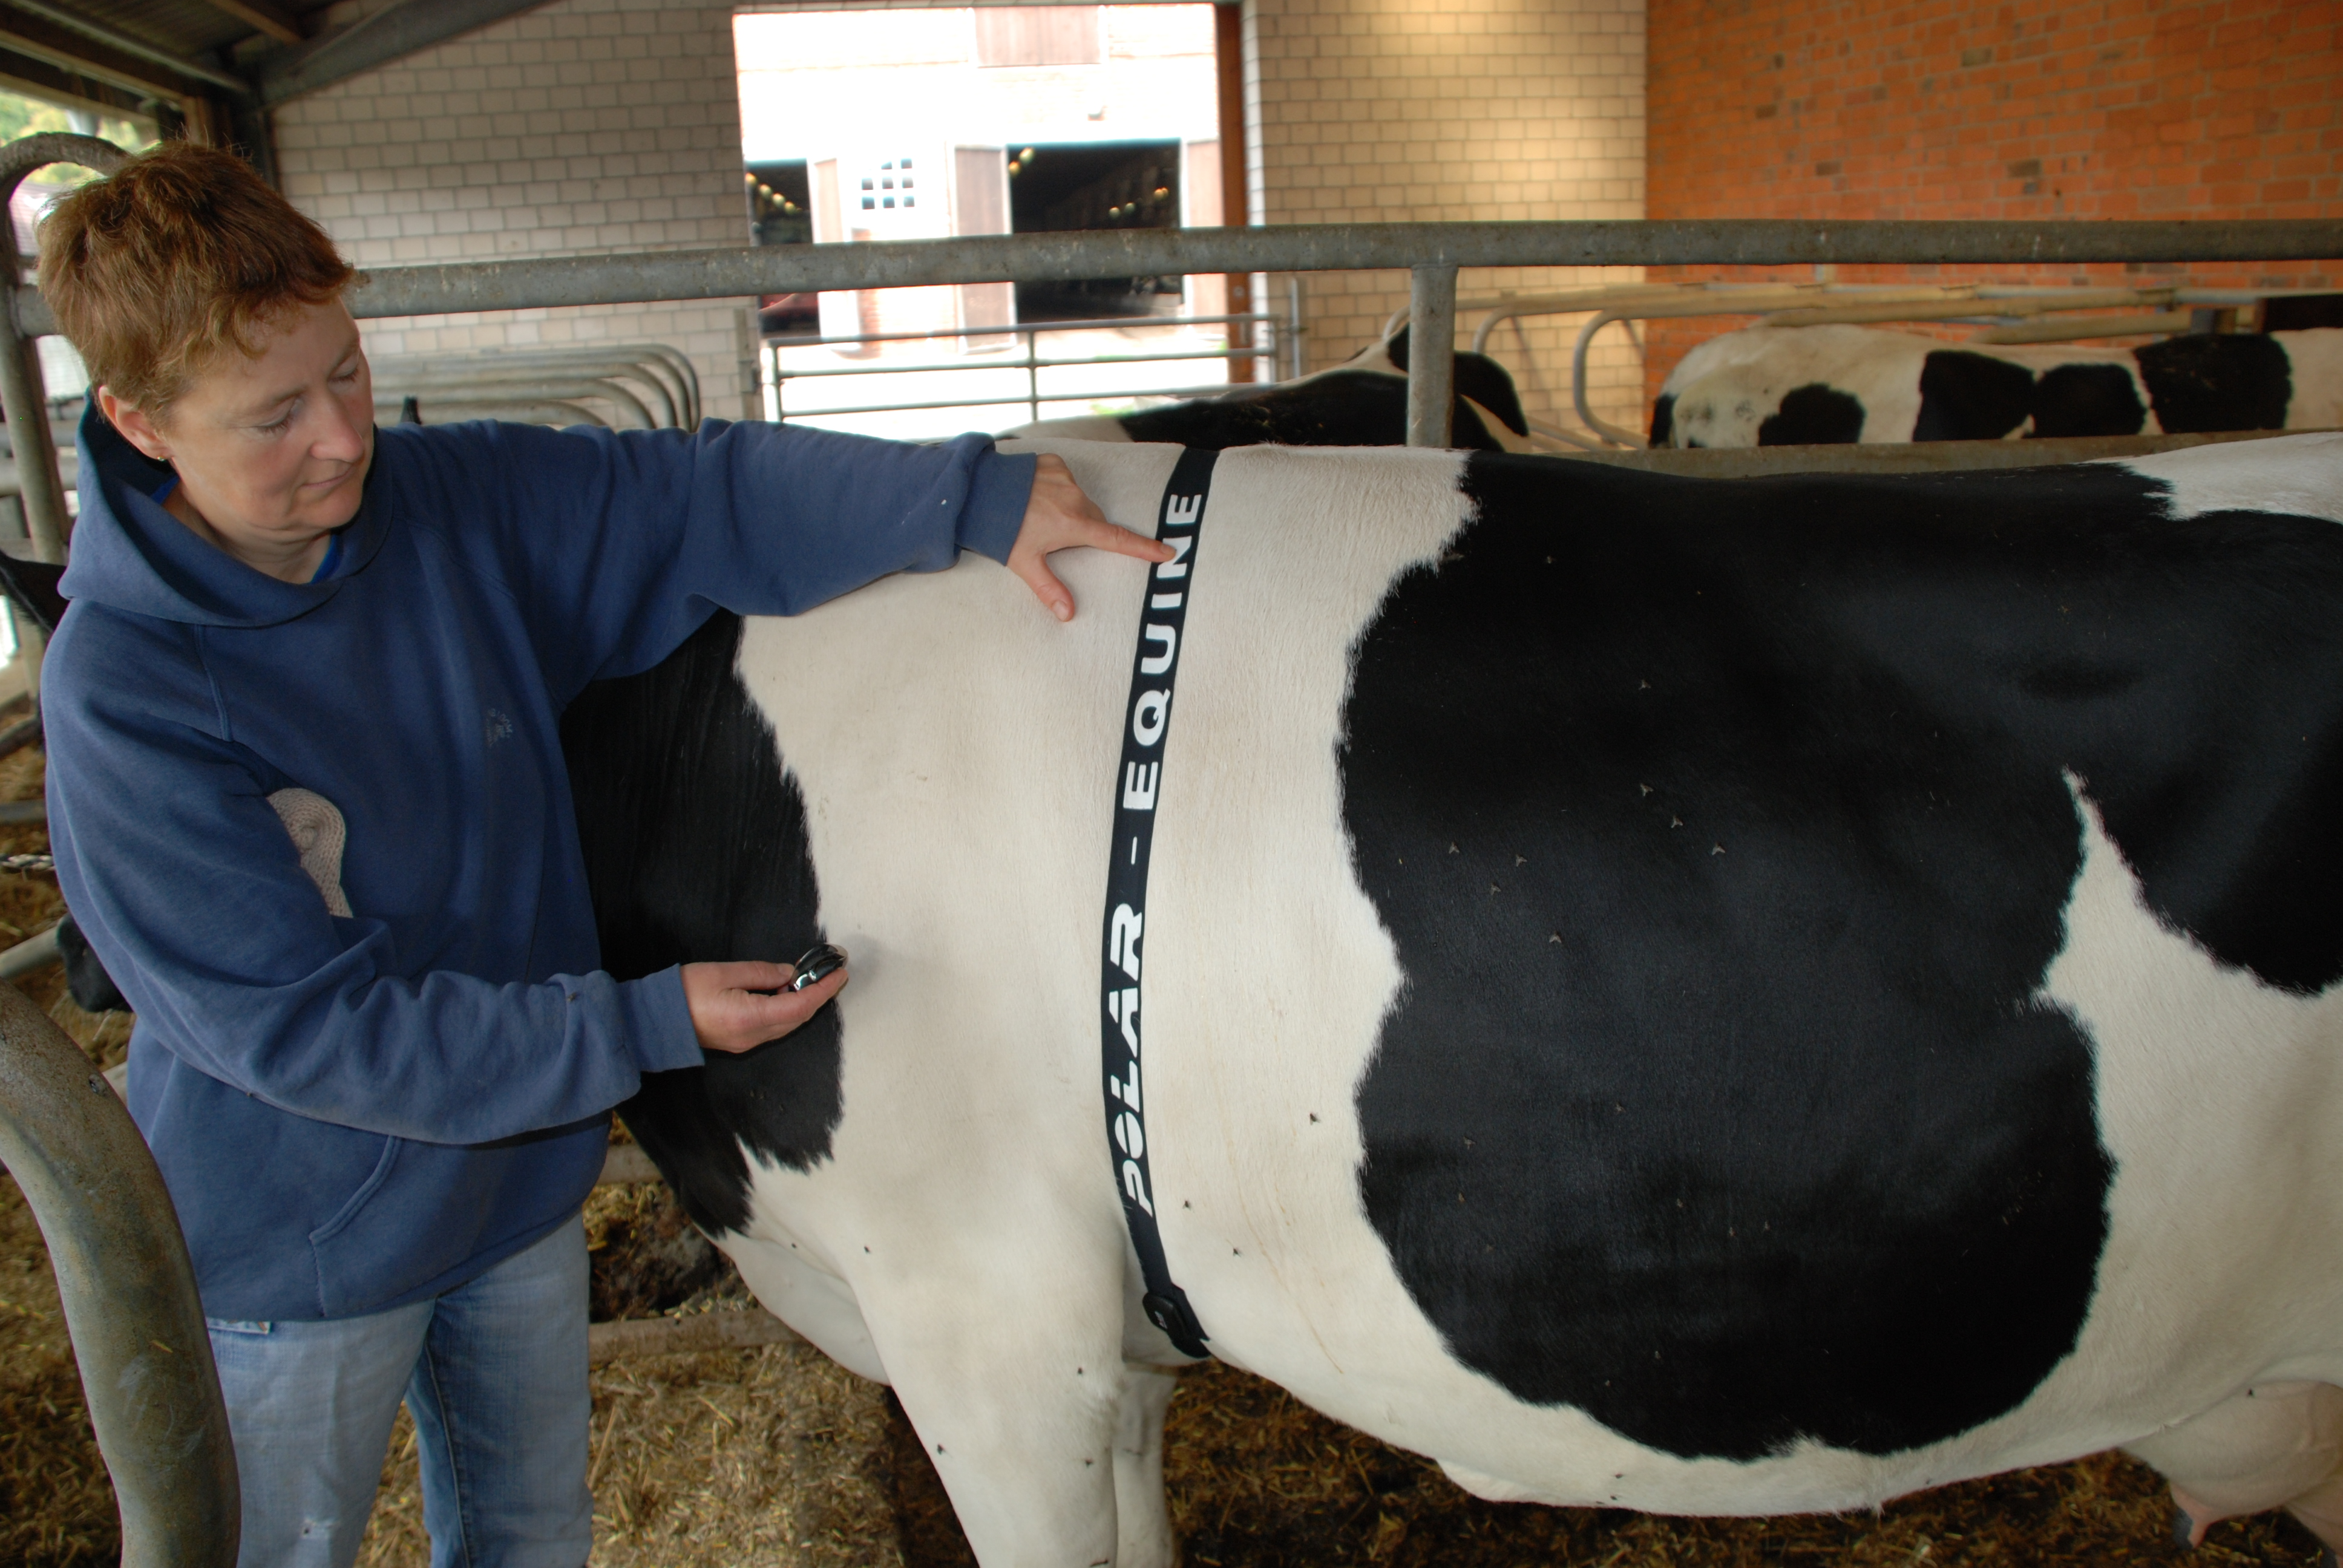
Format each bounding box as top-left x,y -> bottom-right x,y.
17,218 -> 2308,330
774,345 -> 1267,382
767,380 -> 1264,422
764,308 -> 1292,428
3,134 -> 125,563
1406,265 -> 1457,448
0,981 -> 239,1567
379,344 -> 703,428
16,221 -> 2341,341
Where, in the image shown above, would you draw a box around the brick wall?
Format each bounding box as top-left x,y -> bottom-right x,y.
1643,0 -> 2343,413
275,0 -> 758,418
1245,0 -> 1648,434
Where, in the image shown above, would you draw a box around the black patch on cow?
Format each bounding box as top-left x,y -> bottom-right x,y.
562,610 -> 839,1236
1120,370 -> 1509,452
2135,333 -> 2292,433
2262,294 -> 2343,332
1342,453 -> 2343,1460
2027,364 -> 2148,439
1757,383 -> 1866,445
57,915 -> 128,1013
1914,351 -> 2036,441
1648,394 -> 1676,446
0,558 -> 131,1016
0,553 -> 67,635
1384,325 -> 1533,437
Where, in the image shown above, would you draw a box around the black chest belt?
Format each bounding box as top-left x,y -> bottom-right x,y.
1100,446 -> 1217,1360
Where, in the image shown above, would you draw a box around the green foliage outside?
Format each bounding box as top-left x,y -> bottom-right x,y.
0,88 -> 153,189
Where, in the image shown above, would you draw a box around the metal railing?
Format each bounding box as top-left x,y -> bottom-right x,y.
0,981 -> 238,1567
370,344 -> 703,431
1407,280 -> 2343,449
0,133 -> 2337,1561
761,306 -> 1293,428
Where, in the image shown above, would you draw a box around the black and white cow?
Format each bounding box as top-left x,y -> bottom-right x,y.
1653,322 -> 2343,446
563,433 -> 2343,1564
1013,325 -> 1535,451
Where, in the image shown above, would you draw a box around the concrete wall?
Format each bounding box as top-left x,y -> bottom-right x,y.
1245,0 -> 1648,435
274,0 -> 759,418
269,0 -> 1654,435
1643,0 -> 2343,407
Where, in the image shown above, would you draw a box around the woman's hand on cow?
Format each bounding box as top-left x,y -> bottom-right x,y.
1009,452 -> 1175,622
682,957 -> 847,1055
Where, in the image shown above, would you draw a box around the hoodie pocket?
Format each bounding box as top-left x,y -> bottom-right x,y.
306,1135 -> 399,1313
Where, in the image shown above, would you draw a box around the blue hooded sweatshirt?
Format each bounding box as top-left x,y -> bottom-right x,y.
44,407 -> 1034,1323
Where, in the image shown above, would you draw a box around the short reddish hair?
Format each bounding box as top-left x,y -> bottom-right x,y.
37,141 -> 356,416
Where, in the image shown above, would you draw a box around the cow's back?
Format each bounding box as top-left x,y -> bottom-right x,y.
572,434 -> 2343,1523
1086,438 -> 2343,1511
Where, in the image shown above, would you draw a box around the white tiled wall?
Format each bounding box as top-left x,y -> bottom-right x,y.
274,0 -> 759,417
1247,0 -> 1648,435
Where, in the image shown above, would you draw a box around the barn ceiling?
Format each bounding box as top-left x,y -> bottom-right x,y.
0,0 -> 555,129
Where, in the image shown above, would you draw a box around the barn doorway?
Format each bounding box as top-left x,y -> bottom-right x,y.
732,4 -> 1268,438
1004,139 -> 1184,320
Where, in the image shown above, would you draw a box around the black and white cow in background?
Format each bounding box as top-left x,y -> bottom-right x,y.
1012,325 -> 1535,451
1653,321 -> 2343,446
562,432 -> 2343,1564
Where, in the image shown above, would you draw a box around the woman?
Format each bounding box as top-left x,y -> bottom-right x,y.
36,140 -> 1165,1567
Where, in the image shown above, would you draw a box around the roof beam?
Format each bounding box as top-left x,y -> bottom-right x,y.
195,0 -> 303,46
0,0 -> 251,94
256,0 -> 556,106
0,56 -> 151,119
0,18 -> 189,100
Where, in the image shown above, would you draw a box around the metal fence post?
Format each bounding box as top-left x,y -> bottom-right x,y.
1286,275 -> 1305,381
1024,325 -> 1040,426
0,134 -> 128,566
0,982 -> 240,1567
1407,264 -> 1457,448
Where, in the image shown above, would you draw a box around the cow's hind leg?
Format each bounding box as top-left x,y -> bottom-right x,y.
2127,1382 -> 2343,1552
859,1243 -> 1132,1565
1112,1367 -> 1177,1568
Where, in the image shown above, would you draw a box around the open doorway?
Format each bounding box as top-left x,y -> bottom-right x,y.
733,5 -> 1260,438
1006,139 -> 1182,320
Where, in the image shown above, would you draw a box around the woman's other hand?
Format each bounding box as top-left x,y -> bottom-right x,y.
683,957 -> 847,1055
1009,452 -> 1176,622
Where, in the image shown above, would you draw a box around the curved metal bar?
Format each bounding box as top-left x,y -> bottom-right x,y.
1571,310 -> 1649,449
373,376 -> 655,429
434,359 -> 679,426
1525,416 -> 1610,452
378,396 -> 609,428
0,981 -> 240,1566
617,342 -> 700,426
0,134 -> 126,565
372,351 -> 687,428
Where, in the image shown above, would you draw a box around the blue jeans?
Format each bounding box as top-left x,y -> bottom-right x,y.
206,1217 -> 592,1568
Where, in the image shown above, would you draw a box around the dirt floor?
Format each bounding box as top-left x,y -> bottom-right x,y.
0,741 -> 2335,1567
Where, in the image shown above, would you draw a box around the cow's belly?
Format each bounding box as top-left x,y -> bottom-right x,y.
724,439 -> 2343,1520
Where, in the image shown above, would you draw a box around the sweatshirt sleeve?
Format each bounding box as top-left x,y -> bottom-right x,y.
410,419 -> 1037,701
44,619 -> 701,1146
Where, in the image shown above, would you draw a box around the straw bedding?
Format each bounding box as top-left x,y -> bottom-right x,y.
0,747 -> 2330,1566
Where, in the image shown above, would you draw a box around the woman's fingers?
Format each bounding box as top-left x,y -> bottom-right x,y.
683,957 -> 848,1055
1009,454 -> 1175,621
1009,552 -> 1078,622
